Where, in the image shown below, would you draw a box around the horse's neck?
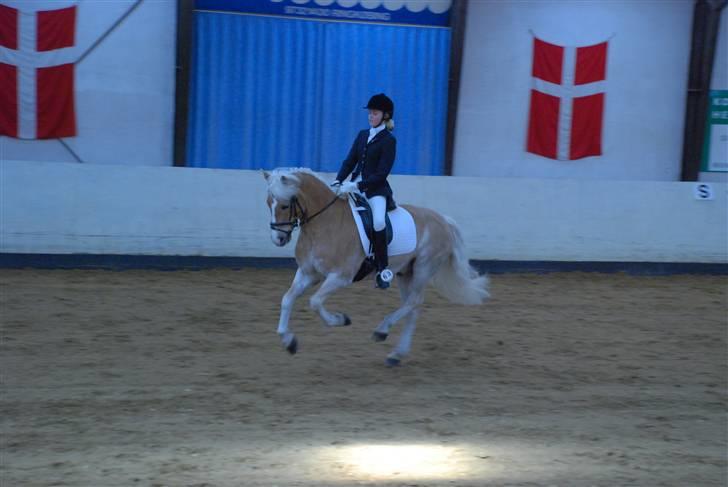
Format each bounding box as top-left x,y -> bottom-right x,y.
298,175 -> 333,215
295,175 -> 360,267
297,176 -> 351,236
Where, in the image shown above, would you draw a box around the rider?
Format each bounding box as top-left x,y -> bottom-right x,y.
332,93 -> 397,289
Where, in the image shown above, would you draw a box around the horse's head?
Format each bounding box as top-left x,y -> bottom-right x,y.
263,170 -> 302,246
263,168 -> 338,246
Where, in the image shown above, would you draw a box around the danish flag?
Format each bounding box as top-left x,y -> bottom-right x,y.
527,37 -> 608,160
0,1 -> 77,139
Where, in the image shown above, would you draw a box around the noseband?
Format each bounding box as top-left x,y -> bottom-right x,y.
270,195 -> 339,237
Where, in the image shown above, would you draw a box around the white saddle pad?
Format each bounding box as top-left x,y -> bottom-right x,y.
347,197 -> 417,257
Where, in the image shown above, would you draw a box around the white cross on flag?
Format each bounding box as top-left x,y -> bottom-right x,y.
0,1 -> 77,139
527,37 -> 608,160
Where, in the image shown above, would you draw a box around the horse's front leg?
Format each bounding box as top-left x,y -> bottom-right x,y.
309,273 -> 352,327
278,268 -> 318,354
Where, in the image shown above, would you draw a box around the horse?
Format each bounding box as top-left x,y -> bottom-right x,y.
263,168 -> 489,366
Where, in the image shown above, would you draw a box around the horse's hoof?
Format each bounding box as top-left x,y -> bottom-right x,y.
385,357 -> 401,367
342,314 -> 352,326
372,331 -> 388,342
286,337 -> 298,355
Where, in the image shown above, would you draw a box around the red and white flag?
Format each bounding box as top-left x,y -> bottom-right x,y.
1,1 -> 77,139
527,37 -> 608,160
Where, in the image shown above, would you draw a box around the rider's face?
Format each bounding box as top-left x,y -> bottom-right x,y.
368,109 -> 384,128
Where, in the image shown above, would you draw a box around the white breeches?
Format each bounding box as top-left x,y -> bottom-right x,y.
369,196 -> 387,231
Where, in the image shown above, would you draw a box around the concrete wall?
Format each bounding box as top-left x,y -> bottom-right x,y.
2,161 -> 726,263
0,0 -> 176,166
454,0 -> 693,181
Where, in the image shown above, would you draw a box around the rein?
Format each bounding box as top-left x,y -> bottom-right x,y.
270,194 -> 340,237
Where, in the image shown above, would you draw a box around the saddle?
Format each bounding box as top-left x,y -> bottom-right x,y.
350,193 -> 394,282
350,193 -> 394,245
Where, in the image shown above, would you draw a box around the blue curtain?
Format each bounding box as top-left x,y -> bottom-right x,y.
188,11 -> 451,175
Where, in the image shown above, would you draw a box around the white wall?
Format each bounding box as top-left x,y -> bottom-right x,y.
2,161 -> 726,263
454,0 -> 693,181
701,8 -> 728,184
712,9 -> 728,91
0,0 -> 176,166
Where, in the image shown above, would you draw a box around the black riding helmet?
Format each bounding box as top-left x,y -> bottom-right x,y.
364,93 -> 394,119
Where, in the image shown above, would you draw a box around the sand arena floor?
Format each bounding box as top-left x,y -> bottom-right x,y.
1,268 -> 726,486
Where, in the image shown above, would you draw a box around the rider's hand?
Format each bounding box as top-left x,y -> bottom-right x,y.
338,181 -> 359,195
330,180 -> 342,194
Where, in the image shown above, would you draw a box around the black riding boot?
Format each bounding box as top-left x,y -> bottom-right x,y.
373,229 -> 393,289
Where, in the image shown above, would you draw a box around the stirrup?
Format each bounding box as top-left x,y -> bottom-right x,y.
376,269 -> 394,289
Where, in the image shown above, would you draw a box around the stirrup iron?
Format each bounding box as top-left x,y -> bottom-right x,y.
379,268 -> 394,283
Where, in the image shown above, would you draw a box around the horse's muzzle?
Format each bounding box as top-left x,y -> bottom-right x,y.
271,230 -> 291,247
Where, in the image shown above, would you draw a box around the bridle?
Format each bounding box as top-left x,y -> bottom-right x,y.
269,194 -> 339,238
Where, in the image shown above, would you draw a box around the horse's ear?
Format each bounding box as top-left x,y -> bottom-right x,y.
262,170 -> 270,181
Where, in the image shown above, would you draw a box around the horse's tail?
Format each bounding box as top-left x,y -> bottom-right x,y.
431,216 -> 490,305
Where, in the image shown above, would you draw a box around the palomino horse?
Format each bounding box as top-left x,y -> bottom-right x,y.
263,168 -> 489,366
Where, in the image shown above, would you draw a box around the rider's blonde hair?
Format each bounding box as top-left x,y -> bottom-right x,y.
385,118 -> 394,131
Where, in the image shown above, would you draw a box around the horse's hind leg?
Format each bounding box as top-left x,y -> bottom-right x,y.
386,305 -> 421,367
309,273 -> 352,327
374,259 -> 436,366
372,272 -> 418,341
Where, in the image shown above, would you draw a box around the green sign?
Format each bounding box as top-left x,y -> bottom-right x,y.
701,90 -> 728,172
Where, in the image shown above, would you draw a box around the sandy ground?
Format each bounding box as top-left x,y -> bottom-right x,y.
0,268 -> 726,487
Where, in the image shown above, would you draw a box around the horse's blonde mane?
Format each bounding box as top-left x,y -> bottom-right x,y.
266,167 -> 330,201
